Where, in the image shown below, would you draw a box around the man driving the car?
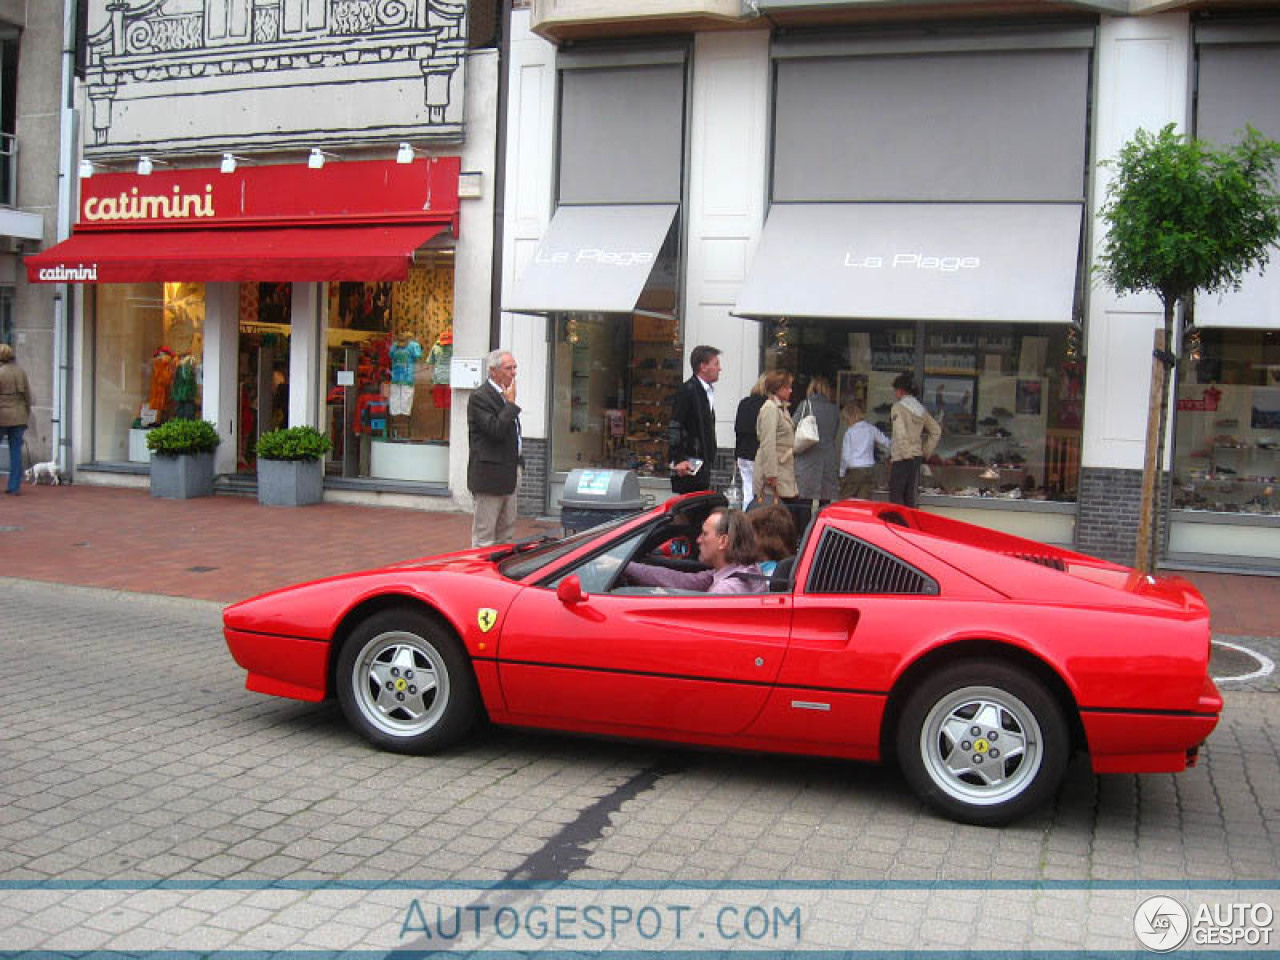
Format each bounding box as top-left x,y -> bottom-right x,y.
624,508 -> 763,595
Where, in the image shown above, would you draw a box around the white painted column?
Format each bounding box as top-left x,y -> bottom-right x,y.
685,30 -> 771,451
453,47 -> 502,503
498,10 -> 557,447
203,282 -> 240,476
289,281 -> 321,428
1083,13 -> 1191,472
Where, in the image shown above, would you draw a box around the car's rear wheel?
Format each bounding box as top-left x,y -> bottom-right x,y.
896,660 -> 1069,826
336,607 -> 478,754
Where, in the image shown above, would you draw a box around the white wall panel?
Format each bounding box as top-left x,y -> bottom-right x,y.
1084,13 -> 1190,470
686,30 -> 770,450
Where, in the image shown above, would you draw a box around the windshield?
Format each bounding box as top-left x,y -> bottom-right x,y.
497,514 -> 641,581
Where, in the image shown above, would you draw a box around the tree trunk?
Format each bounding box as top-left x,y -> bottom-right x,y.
1136,327 -> 1167,576
1151,304 -> 1176,570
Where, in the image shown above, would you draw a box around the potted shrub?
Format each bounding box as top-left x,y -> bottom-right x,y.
255,425 -> 331,506
146,418 -> 220,499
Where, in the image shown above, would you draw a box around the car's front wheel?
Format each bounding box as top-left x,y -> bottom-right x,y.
896,660 -> 1069,826
336,607 -> 478,754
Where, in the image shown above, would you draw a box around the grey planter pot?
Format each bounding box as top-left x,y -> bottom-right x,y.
257,458 -> 324,507
150,452 -> 215,499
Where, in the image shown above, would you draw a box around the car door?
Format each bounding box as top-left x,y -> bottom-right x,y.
498,529 -> 792,736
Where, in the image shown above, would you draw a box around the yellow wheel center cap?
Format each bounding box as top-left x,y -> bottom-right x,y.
394,678 -> 408,692
974,738 -> 990,754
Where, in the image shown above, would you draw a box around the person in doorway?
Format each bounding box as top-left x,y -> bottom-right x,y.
271,364 -> 289,430
734,374 -> 768,510
625,508 -> 762,595
839,402 -> 890,500
793,375 -> 840,503
467,349 -> 521,548
889,373 -> 942,509
668,345 -> 721,494
0,344 -> 33,496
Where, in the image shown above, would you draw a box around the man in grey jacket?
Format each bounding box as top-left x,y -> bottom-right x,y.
889,373 -> 941,509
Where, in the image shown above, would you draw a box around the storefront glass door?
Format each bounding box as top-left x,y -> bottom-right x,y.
236,283 -> 292,473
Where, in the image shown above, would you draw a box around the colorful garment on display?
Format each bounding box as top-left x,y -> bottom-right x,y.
389,339 -> 422,385
148,348 -> 178,412
433,384 -> 451,409
171,358 -> 198,420
427,334 -> 453,385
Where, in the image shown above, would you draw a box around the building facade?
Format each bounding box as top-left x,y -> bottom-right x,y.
21,0 -> 501,513
498,0 -> 1280,573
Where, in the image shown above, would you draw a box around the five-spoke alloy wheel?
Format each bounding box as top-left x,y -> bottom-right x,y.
336,607 -> 478,753
897,660 -> 1069,826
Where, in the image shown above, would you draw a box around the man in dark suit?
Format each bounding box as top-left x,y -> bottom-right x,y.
668,344 -> 721,494
468,349 -> 521,547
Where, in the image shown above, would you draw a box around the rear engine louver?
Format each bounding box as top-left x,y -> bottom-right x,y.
808,530 -> 938,595
1007,552 -> 1067,572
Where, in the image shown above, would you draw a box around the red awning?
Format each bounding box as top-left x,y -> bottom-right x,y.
25,223 -> 450,284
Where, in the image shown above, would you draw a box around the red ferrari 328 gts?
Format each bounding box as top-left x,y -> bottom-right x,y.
224,493 -> 1221,826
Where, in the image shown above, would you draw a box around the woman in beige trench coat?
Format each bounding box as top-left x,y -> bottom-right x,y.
754,369 -> 798,502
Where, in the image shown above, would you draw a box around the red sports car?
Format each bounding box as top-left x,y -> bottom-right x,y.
223,493 -> 1221,826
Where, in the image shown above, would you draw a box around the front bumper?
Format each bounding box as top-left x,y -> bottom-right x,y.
225,628 -> 331,702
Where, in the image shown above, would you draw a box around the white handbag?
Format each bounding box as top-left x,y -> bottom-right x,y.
792,399 -> 820,455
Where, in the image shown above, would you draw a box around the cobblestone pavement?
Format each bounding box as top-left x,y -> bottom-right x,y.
2,579 -> 1278,953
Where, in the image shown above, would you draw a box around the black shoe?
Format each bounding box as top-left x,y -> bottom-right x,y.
4,489 -> 17,496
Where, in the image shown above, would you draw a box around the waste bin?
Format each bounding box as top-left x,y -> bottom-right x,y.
559,468 -> 648,534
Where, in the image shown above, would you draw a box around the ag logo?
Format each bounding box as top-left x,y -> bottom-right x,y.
1135,895 -> 1190,952
477,608 -> 498,633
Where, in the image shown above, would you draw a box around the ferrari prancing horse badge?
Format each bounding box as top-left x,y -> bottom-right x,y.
477,608 -> 498,633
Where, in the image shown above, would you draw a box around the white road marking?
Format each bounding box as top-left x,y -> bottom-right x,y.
1212,639 -> 1275,685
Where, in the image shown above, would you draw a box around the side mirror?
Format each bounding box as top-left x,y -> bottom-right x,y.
556,575 -> 587,605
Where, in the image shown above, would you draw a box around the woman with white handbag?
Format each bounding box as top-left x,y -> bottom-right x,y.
753,370 -> 798,505
793,375 -> 840,503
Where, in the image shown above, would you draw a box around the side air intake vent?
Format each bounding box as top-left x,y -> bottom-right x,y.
1008,552 -> 1067,572
807,530 -> 938,596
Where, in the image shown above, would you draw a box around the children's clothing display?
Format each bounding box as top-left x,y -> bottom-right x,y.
388,336 -> 422,417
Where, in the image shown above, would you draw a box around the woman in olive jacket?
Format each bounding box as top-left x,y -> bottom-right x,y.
754,369 -> 798,503
0,343 -> 34,495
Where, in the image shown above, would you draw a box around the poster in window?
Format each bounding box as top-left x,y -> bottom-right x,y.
1016,379 -> 1043,416
1252,388 -> 1280,429
923,375 -> 976,434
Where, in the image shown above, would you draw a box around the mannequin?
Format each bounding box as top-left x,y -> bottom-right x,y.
388,327 -> 422,437
427,328 -> 453,410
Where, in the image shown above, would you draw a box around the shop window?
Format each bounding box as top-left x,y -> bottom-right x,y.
764,318 -> 1084,503
92,282 -> 205,464
1173,328 -> 1280,516
325,263 -> 454,483
550,222 -> 682,478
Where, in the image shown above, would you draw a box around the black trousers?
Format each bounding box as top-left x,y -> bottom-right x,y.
889,457 -> 922,509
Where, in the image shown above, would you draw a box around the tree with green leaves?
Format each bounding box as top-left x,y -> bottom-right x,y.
1096,123 -> 1280,573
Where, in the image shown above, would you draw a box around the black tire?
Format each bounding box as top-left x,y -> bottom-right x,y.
335,607 -> 479,754
895,659 -> 1069,827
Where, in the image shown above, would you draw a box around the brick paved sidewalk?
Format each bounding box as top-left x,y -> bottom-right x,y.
1,483 -> 1277,638
0,484 -> 554,604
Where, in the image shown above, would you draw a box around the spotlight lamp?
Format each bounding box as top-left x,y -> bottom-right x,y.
137,156 -> 155,176
308,148 -> 340,170
396,142 -> 427,164
78,159 -> 95,179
